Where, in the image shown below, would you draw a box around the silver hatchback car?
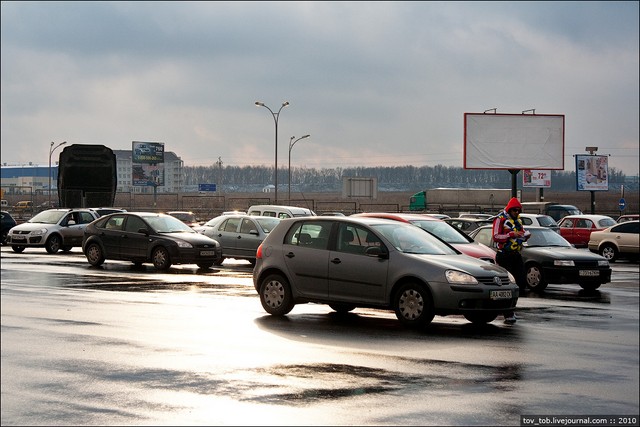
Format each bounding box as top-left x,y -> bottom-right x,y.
253,216 -> 519,327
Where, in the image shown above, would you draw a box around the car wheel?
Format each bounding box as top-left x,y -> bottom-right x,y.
1,230 -> 8,245
526,263 -> 548,292
599,244 -> 618,263
45,234 -> 62,254
579,282 -> 601,291
197,262 -> 213,269
393,282 -> 435,328
152,246 -> 171,270
259,273 -> 294,316
214,257 -> 225,266
329,303 -> 356,314
11,245 -> 25,253
85,242 -> 105,267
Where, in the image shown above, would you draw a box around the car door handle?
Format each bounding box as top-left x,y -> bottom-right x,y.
237,235 -> 242,239
331,258 -> 342,264
286,252 -> 295,258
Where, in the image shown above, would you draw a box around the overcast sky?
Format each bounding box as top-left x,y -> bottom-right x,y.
1,1 -> 638,176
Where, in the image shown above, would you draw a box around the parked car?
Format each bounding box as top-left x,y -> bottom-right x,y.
247,204 -> 315,218
351,212 -> 496,263
6,208 -> 100,253
588,220 -> 639,262
617,214 -> 639,223
557,215 -> 616,248
468,225 -> 612,292
444,217 -> 494,234
13,200 -> 33,213
82,212 -> 222,270
193,214 -> 281,265
167,211 -> 200,227
253,216 -> 519,327
518,213 -> 560,233
422,213 -> 451,220
1,210 -> 17,245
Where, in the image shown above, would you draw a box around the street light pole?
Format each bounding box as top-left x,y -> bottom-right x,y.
288,134 -> 310,203
49,141 -> 67,206
255,101 -> 289,203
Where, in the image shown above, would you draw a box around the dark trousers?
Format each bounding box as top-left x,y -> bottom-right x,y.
496,251 -> 526,317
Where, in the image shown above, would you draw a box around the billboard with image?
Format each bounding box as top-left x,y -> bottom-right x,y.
576,155 -> 608,191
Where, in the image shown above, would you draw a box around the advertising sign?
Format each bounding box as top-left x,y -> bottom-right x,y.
132,164 -> 164,187
523,170 -> 551,187
576,154 -> 608,191
132,141 -> 164,164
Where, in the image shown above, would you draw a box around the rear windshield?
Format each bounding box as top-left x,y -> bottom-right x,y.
537,216 -> 558,227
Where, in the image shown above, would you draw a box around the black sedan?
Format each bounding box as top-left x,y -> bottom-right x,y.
468,225 -> 611,292
82,212 -> 222,270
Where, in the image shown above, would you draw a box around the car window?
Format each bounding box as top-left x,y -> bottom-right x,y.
124,216 -> 146,233
537,216 -> 557,227
473,228 -> 493,247
598,218 -> 616,228
285,220 -> 332,249
255,217 -> 281,233
613,222 -> 639,233
104,215 -> 126,230
560,219 -> 574,228
240,219 -> 255,234
521,217 -> 532,225
78,212 -> 96,224
223,218 -> 241,232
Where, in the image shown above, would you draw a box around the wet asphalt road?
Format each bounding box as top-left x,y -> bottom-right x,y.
1,247 -> 638,426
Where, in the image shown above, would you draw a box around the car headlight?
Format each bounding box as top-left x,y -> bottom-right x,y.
445,270 -> 478,285
554,260 -> 575,267
31,228 -> 47,236
176,241 -> 193,248
506,271 -> 516,284
598,260 -> 609,267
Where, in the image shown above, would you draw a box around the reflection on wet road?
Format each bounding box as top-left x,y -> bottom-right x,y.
1,248 -> 638,425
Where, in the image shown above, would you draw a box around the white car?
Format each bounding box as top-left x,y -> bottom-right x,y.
7,208 -> 99,253
518,213 -> 560,233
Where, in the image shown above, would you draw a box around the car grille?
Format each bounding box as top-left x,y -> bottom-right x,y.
476,275 -> 511,286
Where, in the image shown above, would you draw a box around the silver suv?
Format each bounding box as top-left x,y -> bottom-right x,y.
7,208 -> 99,253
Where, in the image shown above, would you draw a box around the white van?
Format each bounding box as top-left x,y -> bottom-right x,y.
1,200 -> 8,208
247,204 -> 315,219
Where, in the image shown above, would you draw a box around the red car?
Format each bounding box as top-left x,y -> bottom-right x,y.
351,212 -> 497,263
557,214 -> 616,248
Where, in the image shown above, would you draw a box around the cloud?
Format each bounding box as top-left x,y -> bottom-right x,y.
1,1 -> 638,176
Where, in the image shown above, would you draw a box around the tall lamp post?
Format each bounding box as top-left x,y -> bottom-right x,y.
49,141 -> 67,206
288,134 -> 310,203
255,101 -> 289,203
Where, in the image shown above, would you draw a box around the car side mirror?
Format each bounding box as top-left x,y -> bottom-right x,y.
138,228 -> 150,235
365,246 -> 389,259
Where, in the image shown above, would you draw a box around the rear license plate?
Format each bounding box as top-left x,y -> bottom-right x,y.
490,290 -> 512,300
200,250 -> 216,256
579,270 -> 599,277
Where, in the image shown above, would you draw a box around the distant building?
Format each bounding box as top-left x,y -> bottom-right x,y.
1,149 -> 185,195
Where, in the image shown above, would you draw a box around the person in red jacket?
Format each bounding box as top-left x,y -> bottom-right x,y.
492,197 -> 531,324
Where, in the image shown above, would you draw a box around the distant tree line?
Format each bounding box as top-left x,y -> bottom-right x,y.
183,164 -> 633,192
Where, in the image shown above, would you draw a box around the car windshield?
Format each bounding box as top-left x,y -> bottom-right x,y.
170,212 -> 196,222
145,215 -> 196,233
525,228 -> 572,248
373,223 -> 457,255
28,210 -> 67,224
410,220 -> 470,244
255,217 -> 281,233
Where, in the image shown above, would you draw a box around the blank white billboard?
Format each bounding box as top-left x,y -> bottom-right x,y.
464,113 -> 564,170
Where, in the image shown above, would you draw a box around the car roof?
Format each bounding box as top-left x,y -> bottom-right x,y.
560,214 -> 614,220
351,212 -> 441,222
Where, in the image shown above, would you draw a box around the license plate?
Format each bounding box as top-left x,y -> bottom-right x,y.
12,236 -> 25,242
200,250 -> 216,256
490,290 -> 512,300
579,270 -> 599,277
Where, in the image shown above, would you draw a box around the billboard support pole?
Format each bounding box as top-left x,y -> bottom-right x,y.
509,169 -> 520,198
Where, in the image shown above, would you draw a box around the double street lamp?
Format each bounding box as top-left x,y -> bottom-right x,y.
49,141 -> 67,206
255,101 -> 289,203
288,134 -> 310,203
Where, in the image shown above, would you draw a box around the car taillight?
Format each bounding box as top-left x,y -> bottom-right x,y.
256,243 -> 263,259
